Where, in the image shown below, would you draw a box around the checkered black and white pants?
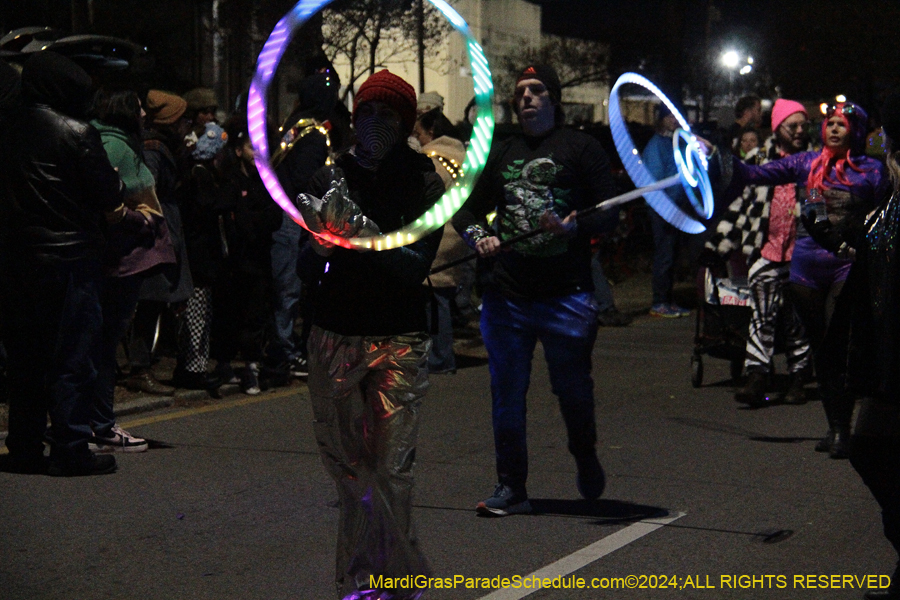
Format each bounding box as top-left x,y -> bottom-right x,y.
179,286 -> 213,373
745,258 -> 811,374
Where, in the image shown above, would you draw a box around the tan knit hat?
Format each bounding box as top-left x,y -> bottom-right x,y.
146,90 -> 187,125
183,87 -> 218,112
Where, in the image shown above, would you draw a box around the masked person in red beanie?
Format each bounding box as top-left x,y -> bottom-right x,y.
452,64 -> 615,516
704,98 -> 813,406
297,70 -> 444,600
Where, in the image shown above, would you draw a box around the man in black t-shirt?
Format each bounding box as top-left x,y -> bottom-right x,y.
453,64 -> 615,516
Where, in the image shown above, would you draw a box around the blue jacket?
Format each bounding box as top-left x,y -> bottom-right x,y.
643,132 -> 687,206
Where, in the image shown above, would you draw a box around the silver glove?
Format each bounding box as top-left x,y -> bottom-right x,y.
296,176 -> 380,239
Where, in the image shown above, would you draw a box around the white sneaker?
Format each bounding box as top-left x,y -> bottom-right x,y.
241,362 -> 261,396
89,425 -> 148,453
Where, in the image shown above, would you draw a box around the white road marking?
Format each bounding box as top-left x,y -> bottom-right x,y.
475,511 -> 687,600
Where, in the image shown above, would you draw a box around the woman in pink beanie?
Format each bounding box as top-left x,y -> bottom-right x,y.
706,98 -> 814,408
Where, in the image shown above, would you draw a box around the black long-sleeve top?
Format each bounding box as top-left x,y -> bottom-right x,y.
452,127 -> 615,300
308,144 -> 445,336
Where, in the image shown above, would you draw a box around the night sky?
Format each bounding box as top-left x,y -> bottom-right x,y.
535,0 -> 900,112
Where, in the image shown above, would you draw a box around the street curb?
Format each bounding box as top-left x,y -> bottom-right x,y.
0,383 -> 248,439
116,383 -> 245,417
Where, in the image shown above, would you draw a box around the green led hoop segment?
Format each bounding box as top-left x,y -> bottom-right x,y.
247,0 -> 494,250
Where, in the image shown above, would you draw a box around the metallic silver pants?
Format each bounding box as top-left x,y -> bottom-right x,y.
308,326 -> 431,600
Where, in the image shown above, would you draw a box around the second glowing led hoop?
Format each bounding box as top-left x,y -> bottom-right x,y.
608,72 -> 713,234
247,0 -> 495,250
673,129 -> 713,221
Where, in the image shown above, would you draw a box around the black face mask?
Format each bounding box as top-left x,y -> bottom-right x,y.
354,116 -> 400,169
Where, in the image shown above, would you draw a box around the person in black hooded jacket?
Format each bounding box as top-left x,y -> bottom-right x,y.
0,52 -> 150,476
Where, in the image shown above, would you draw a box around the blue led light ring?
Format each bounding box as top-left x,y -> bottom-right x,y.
247,0 -> 495,251
608,72 -> 708,234
673,129 -> 713,220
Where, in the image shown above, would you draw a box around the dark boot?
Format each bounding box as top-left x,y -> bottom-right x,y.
574,451 -> 606,501
124,368 -> 175,396
783,372 -> 807,405
815,429 -> 835,453
829,425 -> 851,459
735,371 -> 768,406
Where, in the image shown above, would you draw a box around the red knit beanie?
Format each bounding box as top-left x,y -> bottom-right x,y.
353,70 -> 417,136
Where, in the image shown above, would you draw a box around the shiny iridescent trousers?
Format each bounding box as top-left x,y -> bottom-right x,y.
308,326 -> 431,600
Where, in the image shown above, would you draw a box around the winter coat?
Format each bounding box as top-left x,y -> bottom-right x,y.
92,121 -> 176,277
139,130 -> 194,303
3,66 -> 122,264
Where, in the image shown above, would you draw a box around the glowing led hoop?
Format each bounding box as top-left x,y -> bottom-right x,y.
247,0 -> 495,250
608,72 -> 713,234
673,129 -> 713,220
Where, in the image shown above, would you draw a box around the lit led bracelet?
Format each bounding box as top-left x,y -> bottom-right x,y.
247,0 -> 495,250
608,72 -> 714,234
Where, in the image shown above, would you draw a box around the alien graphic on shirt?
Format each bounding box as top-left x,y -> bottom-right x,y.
499,155 -> 571,257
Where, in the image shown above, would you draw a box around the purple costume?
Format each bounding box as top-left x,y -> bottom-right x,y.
731,150 -> 888,289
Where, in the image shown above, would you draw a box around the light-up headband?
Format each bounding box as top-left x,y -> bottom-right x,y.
247,0 -> 495,250
608,72 -> 714,234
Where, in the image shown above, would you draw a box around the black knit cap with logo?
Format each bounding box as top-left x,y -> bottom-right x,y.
516,64 -> 562,105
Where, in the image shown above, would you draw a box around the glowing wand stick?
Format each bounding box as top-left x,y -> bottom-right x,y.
430,173 -> 682,274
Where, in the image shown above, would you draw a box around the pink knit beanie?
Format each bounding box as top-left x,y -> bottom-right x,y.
771,99 -> 807,131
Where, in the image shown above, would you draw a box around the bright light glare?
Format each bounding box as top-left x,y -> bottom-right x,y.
820,102 -> 829,115
721,50 -> 740,69
739,65 -> 752,75
836,94 -> 847,102
747,56 -> 754,64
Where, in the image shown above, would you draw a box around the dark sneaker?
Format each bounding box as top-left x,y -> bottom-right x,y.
650,303 -> 685,318
476,484 -> 532,516
290,356 -> 309,378
575,452 -> 606,500
48,454 -> 117,477
735,371 -> 768,406
668,304 -> 691,317
89,425 -> 148,453
260,362 -> 290,388
597,308 -> 633,327
241,362 -> 261,396
212,361 -> 240,385
782,372 -> 807,405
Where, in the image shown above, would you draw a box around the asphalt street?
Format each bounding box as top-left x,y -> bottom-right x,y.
0,313 -> 894,600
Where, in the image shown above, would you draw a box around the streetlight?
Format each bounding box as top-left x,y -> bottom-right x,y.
721,50 -> 754,101
721,50 -> 740,69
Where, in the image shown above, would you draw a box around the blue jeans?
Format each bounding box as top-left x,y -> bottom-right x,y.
426,286 -> 456,373
2,258 -> 103,463
591,253 -> 615,313
649,209 -> 678,306
268,213 -> 303,364
92,274 -> 143,436
480,290 -> 599,491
